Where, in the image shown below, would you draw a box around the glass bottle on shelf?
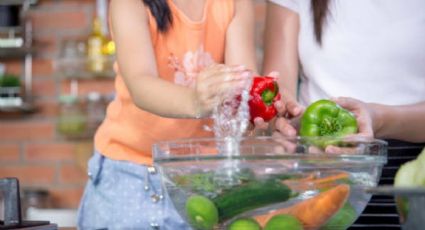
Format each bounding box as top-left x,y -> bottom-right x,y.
57,95 -> 87,138
87,17 -> 106,74
97,0 -> 115,57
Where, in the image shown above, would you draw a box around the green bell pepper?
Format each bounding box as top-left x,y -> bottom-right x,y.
300,99 -> 358,139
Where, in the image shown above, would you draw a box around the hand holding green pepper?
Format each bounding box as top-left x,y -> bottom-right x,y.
300,99 -> 358,137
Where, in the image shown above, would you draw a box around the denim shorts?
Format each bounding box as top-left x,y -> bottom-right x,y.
77,152 -> 191,230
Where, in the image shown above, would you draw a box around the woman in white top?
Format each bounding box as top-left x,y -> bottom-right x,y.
262,0 -> 425,142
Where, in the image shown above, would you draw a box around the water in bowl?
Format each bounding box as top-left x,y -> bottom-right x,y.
155,138 -> 387,229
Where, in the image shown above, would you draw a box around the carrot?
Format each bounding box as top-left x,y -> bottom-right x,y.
309,172 -> 349,184
284,171 -> 350,191
293,173 -> 316,182
254,184 -> 350,230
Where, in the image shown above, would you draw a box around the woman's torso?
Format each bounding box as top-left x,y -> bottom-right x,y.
278,0 -> 425,105
95,0 -> 234,164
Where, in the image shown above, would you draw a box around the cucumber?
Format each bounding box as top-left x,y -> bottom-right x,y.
174,169 -> 256,196
212,179 -> 291,221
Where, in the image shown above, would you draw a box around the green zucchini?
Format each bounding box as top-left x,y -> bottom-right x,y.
212,179 -> 291,221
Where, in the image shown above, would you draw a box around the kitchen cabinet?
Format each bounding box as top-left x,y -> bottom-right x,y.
0,0 -> 38,117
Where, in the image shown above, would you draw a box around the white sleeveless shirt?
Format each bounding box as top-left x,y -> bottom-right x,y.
270,0 -> 425,106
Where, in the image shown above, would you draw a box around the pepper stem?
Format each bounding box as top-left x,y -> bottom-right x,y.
319,117 -> 342,136
261,89 -> 276,106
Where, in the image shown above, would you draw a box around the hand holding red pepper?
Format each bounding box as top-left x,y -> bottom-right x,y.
248,76 -> 281,122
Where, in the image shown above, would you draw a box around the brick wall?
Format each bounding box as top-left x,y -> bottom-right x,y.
0,0 -> 267,209
0,0 -> 108,209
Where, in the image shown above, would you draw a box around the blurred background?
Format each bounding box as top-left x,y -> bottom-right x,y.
0,0 -> 266,227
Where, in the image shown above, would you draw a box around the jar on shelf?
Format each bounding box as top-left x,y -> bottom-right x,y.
57,95 -> 87,138
59,40 -> 86,78
86,91 -> 105,136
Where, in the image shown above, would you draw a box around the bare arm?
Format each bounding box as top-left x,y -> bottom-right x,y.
262,2 -> 300,99
111,0 -> 201,118
334,97 -> 425,143
225,0 -> 257,72
371,102 -> 425,142
259,2 -> 303,136
111,0 -> 250,119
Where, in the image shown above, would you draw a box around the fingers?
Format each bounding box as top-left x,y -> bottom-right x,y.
250,117 -> 273,136
357,122 -> 374,139
272,131 -> 297,153
274,100 -> 286,115
345,132 -> 374,140
266,71 -> 280,79
199,67 -> 246,86
324,145 -> 364,155
286,100 -> 304,118
332,97 -> 375,138
275,117 -> 297,137
197,67 -> 251,102
331,97 -> 362,111
253,117 -> 269,130
278,90 -> 304,119
195,64 -> 255,116
201,69 -> 252,93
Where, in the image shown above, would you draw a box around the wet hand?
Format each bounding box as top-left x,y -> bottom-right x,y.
194,64 -> 252,117
251,100 -> 285,136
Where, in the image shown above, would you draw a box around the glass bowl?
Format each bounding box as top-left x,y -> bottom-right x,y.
153,136 -> 387,230
366,186 -> 425,230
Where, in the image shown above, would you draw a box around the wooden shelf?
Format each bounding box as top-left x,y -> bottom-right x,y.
0,0 -> 37,6
0,102 -> 37,118
55,56 -> 116,79
0,26 -> 23,33
0,47 -> 35,59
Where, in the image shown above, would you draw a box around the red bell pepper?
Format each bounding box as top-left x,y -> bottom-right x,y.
248,76 -> 281,122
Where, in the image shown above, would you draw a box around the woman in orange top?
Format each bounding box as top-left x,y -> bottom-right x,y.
77,0 -> 256,229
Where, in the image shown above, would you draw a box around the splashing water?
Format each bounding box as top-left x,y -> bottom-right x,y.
211,71 -> 253,183
212,83 -> 251,140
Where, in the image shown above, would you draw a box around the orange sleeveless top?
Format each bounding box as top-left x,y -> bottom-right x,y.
95,0 -> 235,165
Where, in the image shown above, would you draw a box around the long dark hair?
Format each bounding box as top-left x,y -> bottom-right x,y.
311,0 -> 330,45
142,0 -> 172,32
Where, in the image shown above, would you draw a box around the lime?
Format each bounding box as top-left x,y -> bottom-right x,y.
228,218 -> 261,230
185,195 -> 219,230
264,214 -> 303,230
321,202 -> 357,230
